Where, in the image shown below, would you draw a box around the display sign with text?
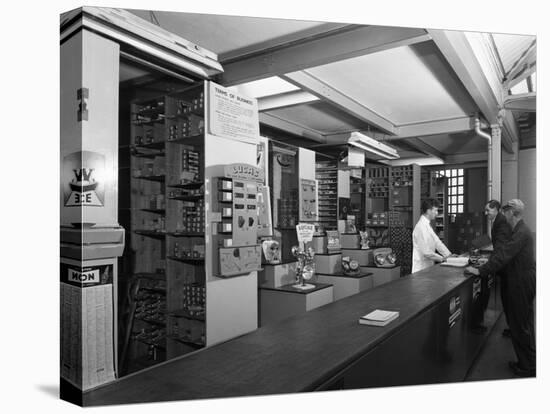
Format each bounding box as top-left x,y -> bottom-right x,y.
296,223 -> 315,243
208,82 -> 260,144
224,163 -> 265,183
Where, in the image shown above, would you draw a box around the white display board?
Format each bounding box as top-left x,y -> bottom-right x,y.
207,82 -> 260,144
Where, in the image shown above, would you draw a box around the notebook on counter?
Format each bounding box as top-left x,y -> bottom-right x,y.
440,257 -> 469,267
359,309 -> 399,326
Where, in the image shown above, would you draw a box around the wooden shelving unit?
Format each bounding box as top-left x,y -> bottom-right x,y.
124,84 -> 207,372
365,164 -> 420,276
315,159 -> 338,230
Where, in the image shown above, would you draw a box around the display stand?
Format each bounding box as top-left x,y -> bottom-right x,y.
259,283 -> 333,326
315,271 -> 373,301
314,252 -> 342,274
341,248 -> 374,266
258,262 -> 297,288
361,265 -> 401,287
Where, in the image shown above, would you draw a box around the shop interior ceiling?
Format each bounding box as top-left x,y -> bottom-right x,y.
121,9 -> 537,161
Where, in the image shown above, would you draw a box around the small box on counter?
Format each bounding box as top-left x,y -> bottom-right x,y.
314,253 -> 342,274
340,233 -> 360,249
311,235 -> 328,254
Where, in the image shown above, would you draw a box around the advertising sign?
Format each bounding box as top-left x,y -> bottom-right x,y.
63,151 -> 106,208
296,223 -> 315,243
224,163 -> 265,183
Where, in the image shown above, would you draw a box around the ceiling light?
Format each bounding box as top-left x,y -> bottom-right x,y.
347,132 -> 399,160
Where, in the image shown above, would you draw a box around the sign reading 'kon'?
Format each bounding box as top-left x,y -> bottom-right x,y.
68,268 -> 100,285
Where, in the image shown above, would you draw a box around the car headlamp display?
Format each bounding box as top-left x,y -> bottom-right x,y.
342,256 -> 360,275
373,248 -> 397,268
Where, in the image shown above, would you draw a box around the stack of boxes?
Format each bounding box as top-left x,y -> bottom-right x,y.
278,189 -> 299,228
134,291 -> 166,326
182,283 -> 206,316
174,199 -> 205,234
451,212 -> 485,253
181,147 -> 200,183
367,167 -> 389,198
172,242 -> 205,259
366,211 -> 388,227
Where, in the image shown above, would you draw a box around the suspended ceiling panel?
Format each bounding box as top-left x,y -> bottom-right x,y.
127,9 -> 327,57
304,40 -> 477,126
417,132 -> 488,154
491,33 -> 536,75
265,101 -> 371,134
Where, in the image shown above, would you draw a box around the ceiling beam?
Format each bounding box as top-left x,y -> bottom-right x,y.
393,116 -> 480,139
428,29 -> 515,153
281,70 -> 397,134
219,25 -> 431,86
503,92 -> 536,112
259,113 -> 326,143
404,137 -> 445,160
258,90 -> 319,111
321,116 -> 488,145
219,23 -> 350,62
505,40 -> 537,84
445,152 -> 487,164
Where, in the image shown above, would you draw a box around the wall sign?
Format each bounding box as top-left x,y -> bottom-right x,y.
224,163 -> 264,183
208,82 -> 260,144
299,179 -> 318,221
63,151 -> 105,208
61,263 -> 113,287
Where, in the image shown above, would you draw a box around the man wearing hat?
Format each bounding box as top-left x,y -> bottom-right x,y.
466,199 -> 536,377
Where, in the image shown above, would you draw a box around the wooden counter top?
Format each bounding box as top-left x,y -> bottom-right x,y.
83,264 -> 470,406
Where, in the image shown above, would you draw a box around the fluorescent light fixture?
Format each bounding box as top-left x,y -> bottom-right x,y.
347,132 -> 399,160
228,77 -> 300,99
380,156 -> 444,166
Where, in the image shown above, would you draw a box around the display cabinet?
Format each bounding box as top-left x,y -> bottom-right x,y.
315,158 -> 338,231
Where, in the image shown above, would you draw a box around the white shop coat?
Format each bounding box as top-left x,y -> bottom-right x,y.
412,215 -> 451,273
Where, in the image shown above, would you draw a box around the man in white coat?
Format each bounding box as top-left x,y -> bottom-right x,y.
412,198 -> 452,273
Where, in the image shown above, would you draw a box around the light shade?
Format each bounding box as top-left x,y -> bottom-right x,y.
347,132 -> 399,160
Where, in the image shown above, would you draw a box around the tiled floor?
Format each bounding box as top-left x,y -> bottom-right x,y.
465,312 -> 522,382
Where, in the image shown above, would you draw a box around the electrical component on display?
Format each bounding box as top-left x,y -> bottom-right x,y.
373,248 -> 397,268
291,245 -> 316,289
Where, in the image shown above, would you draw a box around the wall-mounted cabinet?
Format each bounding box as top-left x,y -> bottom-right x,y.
365,164 -> 420,276
121,81 -> 259,375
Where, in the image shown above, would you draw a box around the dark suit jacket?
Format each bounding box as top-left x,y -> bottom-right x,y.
479,220 -> 536,295
491,212 -> 511,253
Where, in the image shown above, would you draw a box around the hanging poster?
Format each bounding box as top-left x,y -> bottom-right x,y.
208,81 -> 260,144
299,179 -> 318,221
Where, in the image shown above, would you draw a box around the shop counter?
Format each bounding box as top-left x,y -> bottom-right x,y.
315,271 -> 373,301
75,264 -> 499,406
259,282 -> 334,326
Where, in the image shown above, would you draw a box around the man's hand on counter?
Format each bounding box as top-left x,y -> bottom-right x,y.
464,266 -> 480,276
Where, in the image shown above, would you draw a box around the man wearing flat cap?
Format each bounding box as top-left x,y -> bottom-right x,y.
466,199 -> 536,377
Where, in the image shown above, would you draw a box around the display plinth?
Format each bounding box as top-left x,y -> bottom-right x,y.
314,253 -> 342,274
258,262 -> 297,288
311,235 -> 328,254
259,283 -> 333,326
341,248 -> 373,266
340,233 -> 360,249
316,272 -> 373,301
361,265 -> 401,287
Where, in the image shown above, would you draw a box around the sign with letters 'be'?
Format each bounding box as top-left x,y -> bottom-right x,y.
63,151 -> 105,207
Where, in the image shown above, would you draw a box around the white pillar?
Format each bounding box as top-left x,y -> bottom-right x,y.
489,124 -> 502,203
